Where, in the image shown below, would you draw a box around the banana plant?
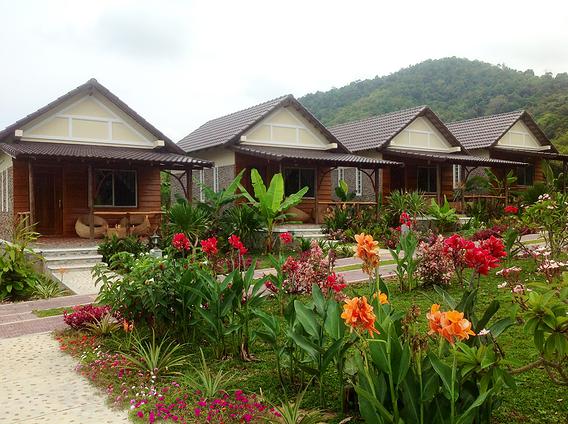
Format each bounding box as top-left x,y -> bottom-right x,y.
240,168 -> 308,252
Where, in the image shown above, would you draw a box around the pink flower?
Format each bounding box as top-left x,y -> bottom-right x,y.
279,232 -> 293,244
172,233 -> 191,251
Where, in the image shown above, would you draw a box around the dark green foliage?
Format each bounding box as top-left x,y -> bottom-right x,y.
300,57 -> 568,152
97,235 -> 149,266
167,199 -> 212,242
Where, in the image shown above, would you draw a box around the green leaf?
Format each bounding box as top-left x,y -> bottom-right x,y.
324,301 -> 343,340
476,300 -> 500,332
489,317 -> 515,338
428,352 -> 455,401
455,389 -> 493,424
294,300 -> 320,339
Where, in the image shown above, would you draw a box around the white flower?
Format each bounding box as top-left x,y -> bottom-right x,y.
497,282 -> 507,289
478,328 -> 490,336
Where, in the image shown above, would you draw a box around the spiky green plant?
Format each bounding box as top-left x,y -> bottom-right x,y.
184,349 -> 235,399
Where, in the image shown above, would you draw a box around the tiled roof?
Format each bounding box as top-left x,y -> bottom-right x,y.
330,106 -> 461,153
177,95 -> 346,153
231,145 -> 401,169
384,149 -> 527,167
0,142 -> 212,169
0,78 -> 184,154
446,110 -> 555,152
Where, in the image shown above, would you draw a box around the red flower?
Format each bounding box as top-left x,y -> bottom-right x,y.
479,235 -> 507,259
399,211 -> 412,227
279,232 -> 293,244
228,234 -> 248,255
264,281 -> 278,293
172,233 -> 191,251
200,237 -> 218,256
504,205 -> 519,214
465,247 -> 500,275
326,272 -> 347,293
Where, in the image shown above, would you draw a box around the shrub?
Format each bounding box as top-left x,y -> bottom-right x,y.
63,304 -> 111,329
97,235 -> 149,265
167,200 -> 211,242
32,275 -> 67,299
416,235 -> 454,286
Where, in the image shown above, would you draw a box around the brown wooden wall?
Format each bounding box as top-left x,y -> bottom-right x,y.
12,159 -> 162,236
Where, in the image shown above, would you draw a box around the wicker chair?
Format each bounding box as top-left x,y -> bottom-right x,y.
119,215 -> 152,236
75,215 -> 108,239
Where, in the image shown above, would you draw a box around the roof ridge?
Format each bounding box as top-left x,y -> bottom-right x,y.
447,109 -> 525,126
329,105 -> 428,129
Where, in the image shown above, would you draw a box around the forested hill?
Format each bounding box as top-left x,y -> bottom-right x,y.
299,57 -> 568,151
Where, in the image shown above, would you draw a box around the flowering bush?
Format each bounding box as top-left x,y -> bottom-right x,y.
504,205 -> 519,214
200,237 -> 218,256
172,233 -> 191,252
279,232 -> 293,245
282,240 -> 345,295
63,304 -> 112,329
416,235 -> 454,286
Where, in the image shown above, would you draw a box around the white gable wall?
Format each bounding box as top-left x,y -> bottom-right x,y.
241,106 -> 335,150
21,92 -> 160,149
389,117 -> 459,152
496,120 -> 547,150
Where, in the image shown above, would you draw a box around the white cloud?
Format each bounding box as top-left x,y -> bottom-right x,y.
0,0 -> 567,140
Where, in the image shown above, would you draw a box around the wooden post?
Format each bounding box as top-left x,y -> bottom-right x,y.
28,161 -> 34,224
186,168 -> 193,203
374,167 -> 380,218
563,161 -> 567,194
88,164 -> 94,240
436,163 -> 442,204
503,168 -> 509,204
314,166 -> 319,224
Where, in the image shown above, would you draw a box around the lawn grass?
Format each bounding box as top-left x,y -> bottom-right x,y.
56,256 -> 567,423
33,306 -> 72,318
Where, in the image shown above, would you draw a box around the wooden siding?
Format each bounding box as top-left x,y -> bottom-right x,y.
12,159 -> 162,236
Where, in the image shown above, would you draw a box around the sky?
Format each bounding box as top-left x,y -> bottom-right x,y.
1,0 -> 568,141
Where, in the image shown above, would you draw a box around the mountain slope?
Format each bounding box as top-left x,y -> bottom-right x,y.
300,58 -> 568,152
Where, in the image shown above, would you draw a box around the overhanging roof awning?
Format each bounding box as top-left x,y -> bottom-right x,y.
384,149 -> 528,167
0,141 -> 212,170
491,147 -> 568,162
231,145 -> 402,169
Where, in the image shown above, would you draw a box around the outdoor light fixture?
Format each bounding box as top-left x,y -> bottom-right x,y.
149,233 -> 162,258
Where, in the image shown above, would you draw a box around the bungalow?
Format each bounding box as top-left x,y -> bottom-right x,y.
446,110 -> 568,189
0,79 -> 211,240
176,95 -> 401,223
329,107 -> 525,204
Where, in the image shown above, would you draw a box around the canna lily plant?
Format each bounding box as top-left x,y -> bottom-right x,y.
241,168 -> 308,252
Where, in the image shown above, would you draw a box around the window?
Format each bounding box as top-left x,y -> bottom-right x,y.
337,167 -> 345,185
0,169 -> 8,212
213,167 -> 220,192
417,166 -> 437,193
355,169 -> 363,196
94,169 -> 137,207
284,168 -> 315,197
452,165 -> 462,189
199,170 -> 204,202
516,165 -> 534,186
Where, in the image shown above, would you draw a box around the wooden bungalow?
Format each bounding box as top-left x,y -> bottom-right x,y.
447,110 -> 568,189
329,106 -> 527,206
176,95 -> 401,223
0,79 -> 211,240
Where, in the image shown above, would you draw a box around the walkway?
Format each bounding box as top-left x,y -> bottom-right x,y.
0,332 -> 129,424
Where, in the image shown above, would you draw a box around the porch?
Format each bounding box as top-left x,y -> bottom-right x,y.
5,141 -> 211,238
232,145 -> 401,224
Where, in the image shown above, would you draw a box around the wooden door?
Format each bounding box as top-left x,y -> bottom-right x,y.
34,167 -> 63,236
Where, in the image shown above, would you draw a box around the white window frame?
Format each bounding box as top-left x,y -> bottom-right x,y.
337,167 -> 345,185
213,167 -> 220,192
452,165 -> 462,189
355,169 -> 363,196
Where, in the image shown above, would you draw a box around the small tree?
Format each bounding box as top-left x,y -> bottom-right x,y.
241,169 -> 307,252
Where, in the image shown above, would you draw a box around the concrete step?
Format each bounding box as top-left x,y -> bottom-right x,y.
48,263 -> 99,272
43,254 -> 102,265
35,246 -> 99,257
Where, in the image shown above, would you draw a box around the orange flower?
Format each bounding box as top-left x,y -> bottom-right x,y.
427,304 -> 475,344
373,291 -> 389,304
341,296 -> 380,337
354,233 -> 380,275
122,320 -> 134,333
